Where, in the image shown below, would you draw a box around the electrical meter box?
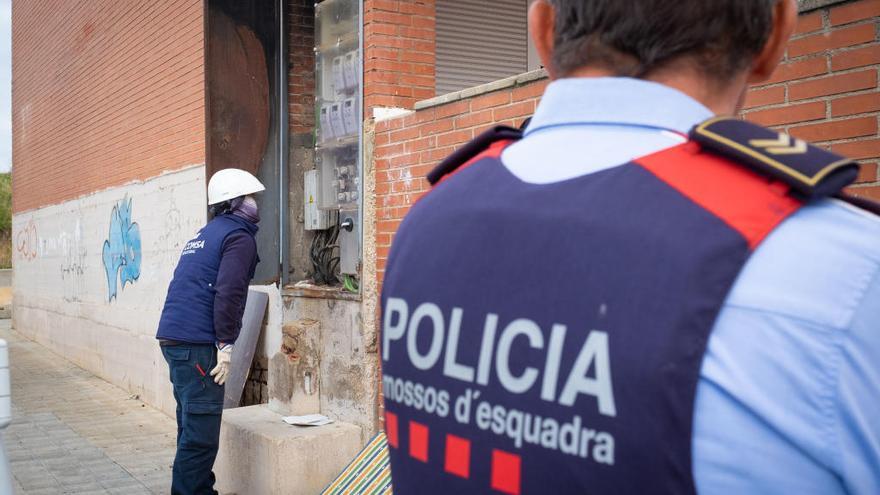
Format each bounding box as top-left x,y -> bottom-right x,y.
315,0 -> 361,213
304,170 -> 333,231
316,0 -> 361,279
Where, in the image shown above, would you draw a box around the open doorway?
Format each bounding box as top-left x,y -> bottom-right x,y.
205,0 -> 287,285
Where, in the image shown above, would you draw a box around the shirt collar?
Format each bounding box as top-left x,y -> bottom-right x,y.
526,77 -> 714,136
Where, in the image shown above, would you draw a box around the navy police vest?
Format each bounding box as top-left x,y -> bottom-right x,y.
156,214 -> 258,344
380,118 -> 876,494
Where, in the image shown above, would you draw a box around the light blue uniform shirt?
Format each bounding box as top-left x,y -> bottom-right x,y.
502,78 -> 880,494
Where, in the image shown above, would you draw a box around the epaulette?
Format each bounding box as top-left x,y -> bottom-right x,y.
690,117 -> 859,200
427,125 -> 523,185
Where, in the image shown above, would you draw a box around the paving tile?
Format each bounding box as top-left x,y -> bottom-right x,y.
24,488 -> 67,495
11,463 -> 48,474
104,482 -> 152,495
16,477 -> 61,491
57,481 -> 106,493
88,466 -> 132,481
12,476 -> 25,495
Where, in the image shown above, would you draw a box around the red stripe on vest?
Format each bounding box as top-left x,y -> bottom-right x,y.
636,142 -> 802,250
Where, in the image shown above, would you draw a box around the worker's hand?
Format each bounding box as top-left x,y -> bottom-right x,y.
210,343 -> 234,385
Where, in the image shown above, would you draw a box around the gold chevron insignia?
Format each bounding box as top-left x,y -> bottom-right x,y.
749,132 -> 807,155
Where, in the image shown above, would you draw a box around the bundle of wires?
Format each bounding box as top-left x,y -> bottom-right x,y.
310,222 -> 340,285
342,274 -> 359,293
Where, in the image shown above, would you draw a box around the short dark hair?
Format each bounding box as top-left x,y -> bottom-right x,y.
547,0 -> 777,80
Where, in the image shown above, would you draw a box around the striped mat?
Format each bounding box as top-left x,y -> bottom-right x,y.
322,431 -> 393,495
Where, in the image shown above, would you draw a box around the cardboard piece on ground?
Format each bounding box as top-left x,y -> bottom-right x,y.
223,289 -> 269,409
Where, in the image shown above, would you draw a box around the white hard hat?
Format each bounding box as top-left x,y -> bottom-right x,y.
207,168 -> 266,205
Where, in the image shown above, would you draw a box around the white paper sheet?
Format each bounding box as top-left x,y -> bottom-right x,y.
282,414 -> 335,427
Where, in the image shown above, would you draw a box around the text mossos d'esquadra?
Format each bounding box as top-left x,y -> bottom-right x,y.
382,297 -> 617,465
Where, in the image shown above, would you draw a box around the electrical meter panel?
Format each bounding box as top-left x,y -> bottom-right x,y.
315,0 -> 361,212
316,144 -> 359,210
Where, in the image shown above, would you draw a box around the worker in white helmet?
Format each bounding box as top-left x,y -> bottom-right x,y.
156,168 -> 265,495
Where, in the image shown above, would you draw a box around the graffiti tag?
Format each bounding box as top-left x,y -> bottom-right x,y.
15,219 -> 38,261
102,196 -> 142,301
60,219 -> 88,303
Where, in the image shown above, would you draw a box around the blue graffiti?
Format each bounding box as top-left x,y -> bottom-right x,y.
102,196 -> 142,301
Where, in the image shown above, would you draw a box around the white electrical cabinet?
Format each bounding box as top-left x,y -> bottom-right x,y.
304,170 -> 334,231
339,213 -> 359,275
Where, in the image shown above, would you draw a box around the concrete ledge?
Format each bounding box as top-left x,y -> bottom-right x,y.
799,0 -> 849,12
415,69 -> 548,111
283,282 -> 362,302
215,405 -> 363,495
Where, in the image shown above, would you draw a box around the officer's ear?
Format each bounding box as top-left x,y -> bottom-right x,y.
529,0 -> 558,79
748,0 -> 798,83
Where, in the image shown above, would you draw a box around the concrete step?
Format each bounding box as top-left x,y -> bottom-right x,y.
215,404 -> 363,495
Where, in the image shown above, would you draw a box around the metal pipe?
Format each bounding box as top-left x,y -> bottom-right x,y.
278,0 -> 290,286
357,0 -> 364,287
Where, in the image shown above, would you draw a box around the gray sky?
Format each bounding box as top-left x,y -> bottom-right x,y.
0,0 -> 10,174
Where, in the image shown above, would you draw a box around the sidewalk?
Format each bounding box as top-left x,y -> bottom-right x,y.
3,320 -> 176,494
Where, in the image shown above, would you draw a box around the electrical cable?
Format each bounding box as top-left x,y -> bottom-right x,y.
309,221 -> 341,285
342,274 -> 359,293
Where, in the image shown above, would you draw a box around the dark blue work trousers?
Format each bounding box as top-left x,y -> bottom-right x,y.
162,343 -> 224,495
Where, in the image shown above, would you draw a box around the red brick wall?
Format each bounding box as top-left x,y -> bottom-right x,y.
288,0 -> 315,133
364,0 -> 436,114
743,0 -> 880,200
12,0 -> 205,213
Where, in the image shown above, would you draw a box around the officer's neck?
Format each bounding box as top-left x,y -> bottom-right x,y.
566,66 -> 749,117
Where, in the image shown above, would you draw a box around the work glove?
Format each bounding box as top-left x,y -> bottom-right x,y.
210,343 -> 233,385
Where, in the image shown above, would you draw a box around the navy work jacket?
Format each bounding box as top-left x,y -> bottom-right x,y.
156,214 -> 258,345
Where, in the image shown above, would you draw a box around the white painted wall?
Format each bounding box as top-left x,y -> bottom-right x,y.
12,165 -> 208,416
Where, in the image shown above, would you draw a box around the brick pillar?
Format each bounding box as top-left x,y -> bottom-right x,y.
364,0 -> 436,115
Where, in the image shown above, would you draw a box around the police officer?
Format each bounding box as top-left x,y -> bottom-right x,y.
156,168 -> 264,495
380,0 -> 879,494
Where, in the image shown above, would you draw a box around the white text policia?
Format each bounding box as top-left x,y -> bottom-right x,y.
382,298 -> 618,417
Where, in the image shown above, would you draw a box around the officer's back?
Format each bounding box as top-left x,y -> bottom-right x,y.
380,1 -> 880,494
